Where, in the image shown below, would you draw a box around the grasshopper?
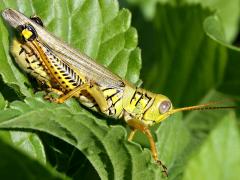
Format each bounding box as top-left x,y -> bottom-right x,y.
2,8 -> 235,176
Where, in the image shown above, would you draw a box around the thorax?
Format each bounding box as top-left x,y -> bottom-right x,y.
122,84 -> 155,124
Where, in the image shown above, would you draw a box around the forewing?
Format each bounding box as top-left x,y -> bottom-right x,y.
2,8 -> 125,88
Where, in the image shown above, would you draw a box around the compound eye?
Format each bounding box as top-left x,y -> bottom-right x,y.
26,24 -> 37,35
30,16 -> 44,27
159,100 -> 171,114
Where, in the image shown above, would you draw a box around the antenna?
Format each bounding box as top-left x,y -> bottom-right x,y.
168,99 -> 238,115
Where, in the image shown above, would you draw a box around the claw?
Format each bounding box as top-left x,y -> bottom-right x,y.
156,160 -> 168,177
44,94 -> 55,102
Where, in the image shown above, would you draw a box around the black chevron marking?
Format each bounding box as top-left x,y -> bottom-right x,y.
112,97 -> 121,106
31,59 -> 38,63
27,66 -> 34,70
25,58 -> 30,63
89,103 -> 97,109
130,88 -> 137,103
102,87 -> 113,91
19,48 -> 24,55
144,94 -> 152,108
135,93 -> 143,107
106,90 -> 120,100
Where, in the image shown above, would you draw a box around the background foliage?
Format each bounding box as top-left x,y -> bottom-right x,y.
0,0 -> 240,179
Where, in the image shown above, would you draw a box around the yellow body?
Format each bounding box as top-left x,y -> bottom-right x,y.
11,30 -> 172,127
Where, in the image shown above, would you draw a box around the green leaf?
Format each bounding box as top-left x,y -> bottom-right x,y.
0,131 -> 47,163
155,113 -> 191,179
132,4 -> 227,107
183,90 -> 236,152
0,92 -> 7,109
0,92 -> 46,164
1,0 -> 240,179
0,94 -> 162,180
126,0 -> 240,42
0,138 -> 69,180
219,48 -> 240,97
184,0 -> 240,42
132,113 -> 191,179
203,15 -> 240,97
185,90 -> 234,130
126,0 -> 176,19
170,90 -> 238,180
204,15 -> 227,43
156,113 -> 190,164
183,112 -> 240,180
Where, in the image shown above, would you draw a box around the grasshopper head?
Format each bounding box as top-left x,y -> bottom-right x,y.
143,93 -> 236,126
143,94 -> 173,125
